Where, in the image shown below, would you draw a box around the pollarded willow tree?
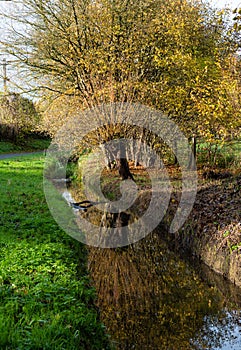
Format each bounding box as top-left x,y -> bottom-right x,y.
2,0 -> 241,145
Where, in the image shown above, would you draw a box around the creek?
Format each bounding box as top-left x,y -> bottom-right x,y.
63,185 -> 241,350
87,234 -> 241,350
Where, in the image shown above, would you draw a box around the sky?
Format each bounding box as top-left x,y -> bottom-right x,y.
211,0 -> 241,9
211,0 -> 241,22
0,0 -> 241,93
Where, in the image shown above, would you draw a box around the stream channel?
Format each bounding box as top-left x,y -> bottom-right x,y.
61,184 -> 241,350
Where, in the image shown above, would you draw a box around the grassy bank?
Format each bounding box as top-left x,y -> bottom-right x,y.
0,154 -> 110,349
0,136 -> 50,154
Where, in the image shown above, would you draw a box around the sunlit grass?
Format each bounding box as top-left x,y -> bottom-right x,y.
0,154 -> 111,349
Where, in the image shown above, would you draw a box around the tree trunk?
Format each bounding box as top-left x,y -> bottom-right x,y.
101,143 -> 116,170
116,157 -> 134,181
188,136 -> 197,169
116,142 -> 134,181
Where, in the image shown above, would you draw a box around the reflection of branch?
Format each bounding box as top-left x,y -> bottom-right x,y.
69,200 -> 107,211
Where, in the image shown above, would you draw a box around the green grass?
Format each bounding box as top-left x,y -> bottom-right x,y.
0,154 -> 111,349
0,137 -> 50,154
0,141 -> 22,154
197,139 -> 241,168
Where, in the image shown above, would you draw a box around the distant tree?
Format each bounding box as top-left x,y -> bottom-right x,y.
0,93 -> 39,141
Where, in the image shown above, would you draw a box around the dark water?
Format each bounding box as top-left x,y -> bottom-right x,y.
64,186 -> 241,350
87,232 -> 241,350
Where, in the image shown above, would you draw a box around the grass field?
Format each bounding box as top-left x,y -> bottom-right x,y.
0,154 -> 110,349
0,137 -> 50,154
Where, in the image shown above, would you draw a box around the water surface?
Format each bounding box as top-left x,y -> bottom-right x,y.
87,232 -> 241,349
65,185 -> 241,349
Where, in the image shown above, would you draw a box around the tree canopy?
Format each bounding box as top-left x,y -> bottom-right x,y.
0,93 -> 39,140
2,0 -> 241,141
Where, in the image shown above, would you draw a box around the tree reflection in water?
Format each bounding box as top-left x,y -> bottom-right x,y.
87,231 -> 241,349
69,187 -> 241,349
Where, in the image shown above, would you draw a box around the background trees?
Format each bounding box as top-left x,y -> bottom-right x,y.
1,0 -> 241,143
0,93 -> 39,141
